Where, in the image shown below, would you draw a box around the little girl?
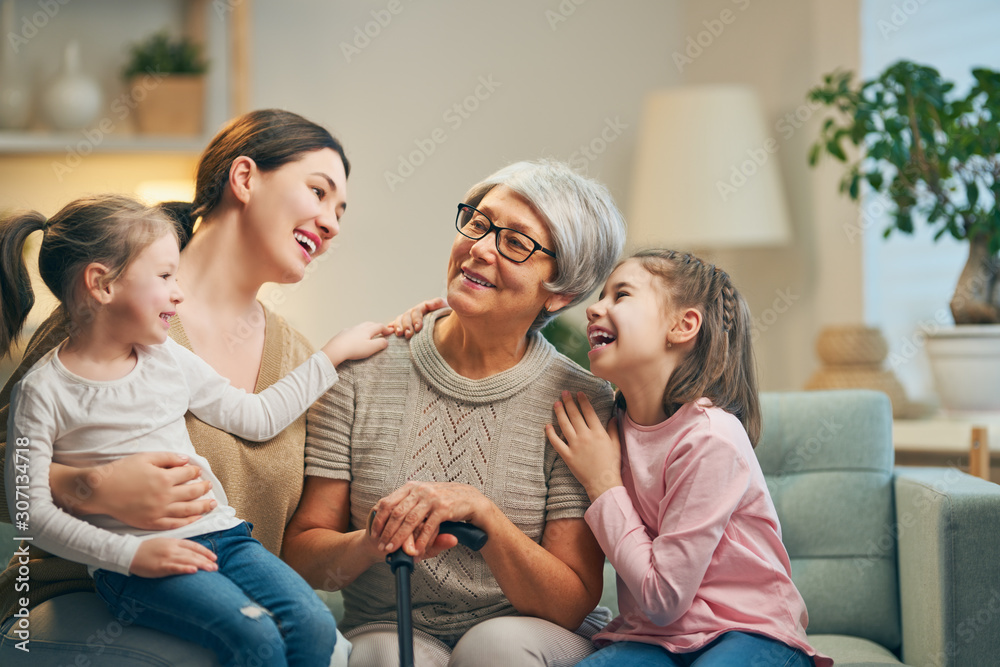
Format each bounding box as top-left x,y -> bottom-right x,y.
0,195 -> 389,667
546,249 -> 831,667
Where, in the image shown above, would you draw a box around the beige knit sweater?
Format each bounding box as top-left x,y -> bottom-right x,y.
0,306 -> 313,623
305,310 -> 614,644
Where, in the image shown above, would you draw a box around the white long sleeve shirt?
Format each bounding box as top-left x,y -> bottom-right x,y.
6,337 -> 337,575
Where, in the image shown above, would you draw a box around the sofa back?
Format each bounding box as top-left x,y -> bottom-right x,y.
756,390 -> 899,649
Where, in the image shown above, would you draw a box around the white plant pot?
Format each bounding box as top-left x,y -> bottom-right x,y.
925,324 -> 1000,415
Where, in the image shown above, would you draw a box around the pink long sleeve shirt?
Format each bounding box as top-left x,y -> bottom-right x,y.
586,399 -> 831,666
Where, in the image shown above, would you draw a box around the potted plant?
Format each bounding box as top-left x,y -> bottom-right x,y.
808,60 -> 1000,413
542,315 -> 592,370
123,30 -> 208,136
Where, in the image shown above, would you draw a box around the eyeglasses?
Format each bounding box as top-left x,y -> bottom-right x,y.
455,203 -> 557,264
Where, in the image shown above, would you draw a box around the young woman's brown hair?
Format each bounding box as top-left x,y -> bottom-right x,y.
160,108 -> 350,247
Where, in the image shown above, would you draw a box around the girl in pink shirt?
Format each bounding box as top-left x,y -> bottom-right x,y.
547,249 -> 830,666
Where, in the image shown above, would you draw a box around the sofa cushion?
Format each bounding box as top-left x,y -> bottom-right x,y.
809,634 -> 906,666
757,391 -> 900,650
0,592 -> 218,666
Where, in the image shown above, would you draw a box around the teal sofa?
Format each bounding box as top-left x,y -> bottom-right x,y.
2,390 -> 998,665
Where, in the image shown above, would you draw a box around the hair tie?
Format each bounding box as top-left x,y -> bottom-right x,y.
42,219 -> 51,232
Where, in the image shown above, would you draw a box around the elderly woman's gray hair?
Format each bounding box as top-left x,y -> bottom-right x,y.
463,160 -> 627,332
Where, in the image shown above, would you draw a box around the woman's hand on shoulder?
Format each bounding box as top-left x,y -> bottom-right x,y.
369,481 -> 487,558
54,452 -> 215,530
321,321 -> 393,367
546,391 -> 623,503
386,297 -> 448,339
129,537 -> 218,577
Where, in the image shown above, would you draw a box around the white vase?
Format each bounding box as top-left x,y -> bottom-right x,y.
925,324 -> 1000,415
0,0 -> 30,129
41,40 -> 102,131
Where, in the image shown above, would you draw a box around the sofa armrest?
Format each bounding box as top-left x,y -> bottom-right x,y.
893,466 -> 1000,667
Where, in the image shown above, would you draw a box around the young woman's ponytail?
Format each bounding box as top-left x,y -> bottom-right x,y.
0,211 -> 47,358
158,201 -> 198,249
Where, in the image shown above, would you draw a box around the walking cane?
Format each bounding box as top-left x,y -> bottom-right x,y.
386,521 -> 488,667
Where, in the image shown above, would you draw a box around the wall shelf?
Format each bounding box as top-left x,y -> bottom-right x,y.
0,0 -> 249,154
0,131 -> 210,154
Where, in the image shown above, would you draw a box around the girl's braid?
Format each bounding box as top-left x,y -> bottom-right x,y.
715,267 -> 736,333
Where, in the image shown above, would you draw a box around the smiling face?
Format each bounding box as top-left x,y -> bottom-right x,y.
585,259 -> 677,386
106,233 -> 184,346
243,147 -> 348,283
445,185 -> 568,333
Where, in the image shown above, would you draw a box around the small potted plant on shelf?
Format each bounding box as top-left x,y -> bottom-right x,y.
808,60 -> 1000,413
123,30 -> 208,137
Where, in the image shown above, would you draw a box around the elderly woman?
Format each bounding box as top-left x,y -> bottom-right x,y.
282,160 -> 626,666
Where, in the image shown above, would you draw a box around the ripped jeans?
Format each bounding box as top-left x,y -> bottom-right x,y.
92,522 -> 336,667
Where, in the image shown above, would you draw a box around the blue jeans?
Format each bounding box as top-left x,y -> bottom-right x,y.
575,631 -> 813,666
92,522 -> 336,667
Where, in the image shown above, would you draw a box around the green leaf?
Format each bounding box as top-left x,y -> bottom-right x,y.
807,142 -> 821,166
827,139 -> 847,162
848,172 -> 860,199
967,181 -> 980,207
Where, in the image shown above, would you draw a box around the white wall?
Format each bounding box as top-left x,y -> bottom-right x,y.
675,0 -> 862,391
0,0 -> 886,397
250,1 -> 683,341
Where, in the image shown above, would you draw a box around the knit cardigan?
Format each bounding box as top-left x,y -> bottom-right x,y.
305,310 -> 614,643
0,305 -> 313,623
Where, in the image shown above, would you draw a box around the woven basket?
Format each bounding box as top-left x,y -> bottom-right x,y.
805,365 -> 910,418
816,326 -> 889,366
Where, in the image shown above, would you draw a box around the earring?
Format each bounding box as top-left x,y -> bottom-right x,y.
666,340 -> 673,349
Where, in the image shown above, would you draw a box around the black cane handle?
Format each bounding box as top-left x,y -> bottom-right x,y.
438,521 -> 488,551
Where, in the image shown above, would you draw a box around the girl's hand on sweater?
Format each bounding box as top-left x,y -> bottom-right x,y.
386,297 -> 448,338
547,391 -> 623,503
321,321 -> 393,367
370,481 -> 486,558
53,452 -> 215,530
130,538 -> 218,577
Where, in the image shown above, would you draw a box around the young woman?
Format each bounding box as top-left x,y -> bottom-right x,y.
0,109 -> 356,665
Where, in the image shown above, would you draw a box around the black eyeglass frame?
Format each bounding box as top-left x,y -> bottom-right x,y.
454,203 -> 557,264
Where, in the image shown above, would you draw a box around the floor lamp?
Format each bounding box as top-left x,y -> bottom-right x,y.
628,85 -> 792,253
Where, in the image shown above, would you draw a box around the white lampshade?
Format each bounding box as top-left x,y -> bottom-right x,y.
628,85 -> 792,250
